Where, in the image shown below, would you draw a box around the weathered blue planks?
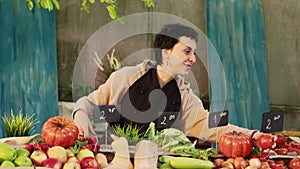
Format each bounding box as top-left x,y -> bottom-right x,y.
0,0 -> 58,137
207,0 -> 270,130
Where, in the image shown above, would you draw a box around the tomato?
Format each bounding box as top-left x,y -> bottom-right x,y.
290,141 -> 300,149
293,148 -> 300,155
289,158 -> 300,169
267,160 -> 277,168
272,164 -> 288,169
218,131 -> 253,158
284,143 -> 294,152
260,152 -> 270,162
259,134 -> 275,150
275,134 -> 286,148
274,148 -> 288,155
275,160 -> 285,165
42,116 -> 79,148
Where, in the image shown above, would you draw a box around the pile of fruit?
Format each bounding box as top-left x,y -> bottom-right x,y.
0,141 -> 106,169
1,115 -> 300,169
213,131 -> 300,169
0,116 -> 107,169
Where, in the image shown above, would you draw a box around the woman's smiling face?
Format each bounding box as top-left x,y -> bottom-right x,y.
164,36 -> 197,76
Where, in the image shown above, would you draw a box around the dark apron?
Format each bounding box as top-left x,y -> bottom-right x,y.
109,68 -> 182,133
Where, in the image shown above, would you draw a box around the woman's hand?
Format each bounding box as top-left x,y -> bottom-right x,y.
252,131 -> 277,151
73,110 -> 97,140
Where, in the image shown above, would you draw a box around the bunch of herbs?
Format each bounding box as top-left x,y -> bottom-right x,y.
112,122 -> 144,145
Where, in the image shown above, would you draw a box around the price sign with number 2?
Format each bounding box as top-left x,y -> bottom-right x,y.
157,112 -> 178,129
94,105 -> 120,123
261,112 -> 283,133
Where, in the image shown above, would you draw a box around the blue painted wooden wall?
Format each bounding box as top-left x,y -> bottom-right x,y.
0,0 -> 58,137
207,0 -> 270,130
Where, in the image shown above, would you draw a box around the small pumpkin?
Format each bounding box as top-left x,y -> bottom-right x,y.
42,116 -> 79,148
218,131 -> 253,158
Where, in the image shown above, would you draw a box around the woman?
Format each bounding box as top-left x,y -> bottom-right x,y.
72,23 -> 274,148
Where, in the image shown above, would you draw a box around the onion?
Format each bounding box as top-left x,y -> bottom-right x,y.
234,157 -> 247,169
222,161 -> 234,169
214,158 -> 224,168
249,158 -> 261,168
245,166 -> 257,169
226,158 -> 235,164
261,161 -> 271,169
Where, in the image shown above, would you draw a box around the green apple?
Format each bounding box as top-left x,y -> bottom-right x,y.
14,156 -> 32,167
16,148 -> 30,157
0,160 -> 15,168
66,148 -> 75,158
63,161 -> 81,169
0,143 -> 17,163
76,149 -> 94,161
47,146 -> 67,163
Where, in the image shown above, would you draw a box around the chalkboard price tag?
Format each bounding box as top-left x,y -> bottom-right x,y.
156,112 -> 179,129
208,110 -> 229,128
94,105 -> 120,123
261,112 -> 284,133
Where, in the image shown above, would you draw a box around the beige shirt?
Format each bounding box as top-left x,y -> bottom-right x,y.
73,60 -> 255,142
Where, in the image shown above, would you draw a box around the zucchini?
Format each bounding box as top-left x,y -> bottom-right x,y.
169,157 -> 214,169
159,155 -> 175,163
160,162 -> 174,169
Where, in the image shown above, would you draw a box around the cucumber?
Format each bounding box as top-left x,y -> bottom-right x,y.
169,157 -> 214,169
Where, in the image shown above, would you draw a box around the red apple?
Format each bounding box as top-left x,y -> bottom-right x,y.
25,144 -> 34,153
80,157 -> 99,169
43,158 -> 63,169
33,142 -> 49,153
63,161 -> 81,169
30,150 -> 48,166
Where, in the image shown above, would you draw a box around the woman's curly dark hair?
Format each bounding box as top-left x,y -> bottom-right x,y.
153,23 -> 198,65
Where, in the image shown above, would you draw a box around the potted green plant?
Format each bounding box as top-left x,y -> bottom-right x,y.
1,109 -> 39,137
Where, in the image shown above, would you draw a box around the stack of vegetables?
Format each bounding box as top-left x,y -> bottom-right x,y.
3,110 -> 300,169
111,122 -> 218,169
